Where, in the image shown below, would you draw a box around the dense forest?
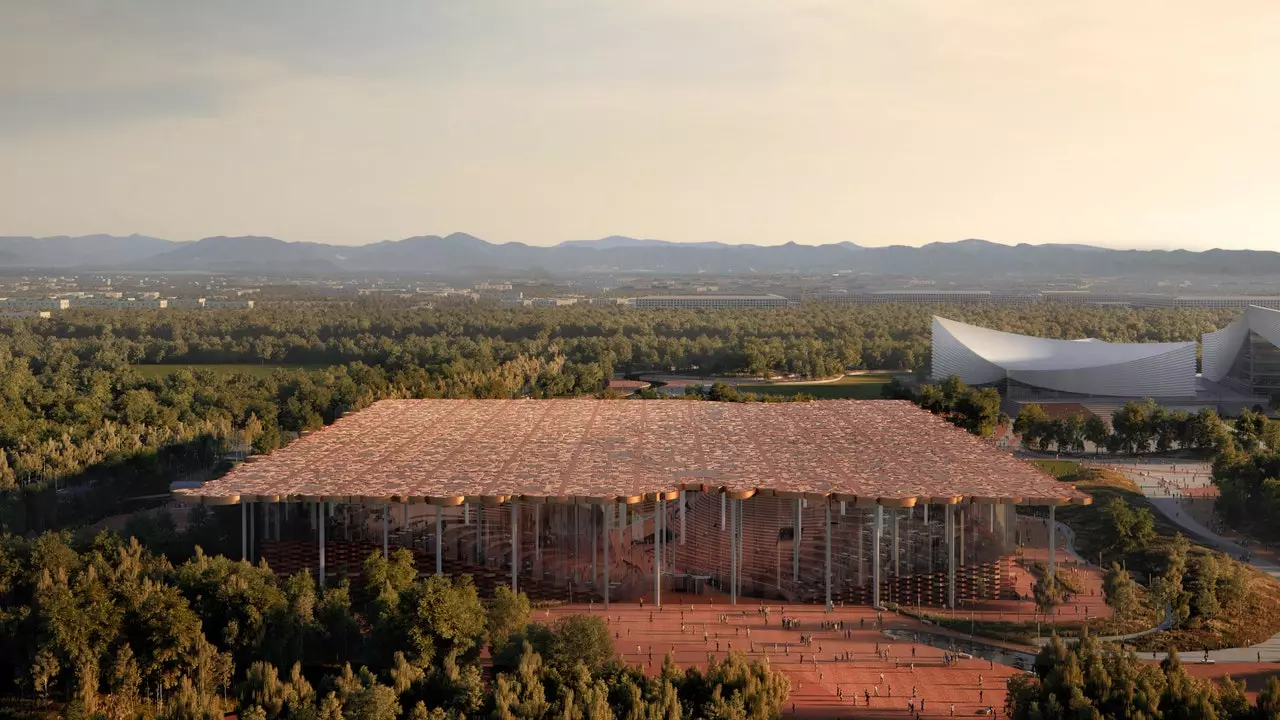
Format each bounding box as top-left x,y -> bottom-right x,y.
0,302 -> 1233,535
0,532 -> 786,719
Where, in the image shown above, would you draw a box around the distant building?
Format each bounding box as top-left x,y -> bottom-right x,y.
1040,291 -> 1137,305
631,294 -> 790,309
167,298 -> 207,308
204,300 -> 255,309
932,315 -> 1198,398
0,311 -> 51,319
1143,295 -> 1280,310
0,298 -> 70,311
71,298 -> 168,309
810,290 -> 996,304
525,297 -> 578,307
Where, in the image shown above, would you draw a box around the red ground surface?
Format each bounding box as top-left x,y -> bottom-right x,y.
543,598 -> 1278,717
545,599 -> 1019,718
1181,663 -> 1280,702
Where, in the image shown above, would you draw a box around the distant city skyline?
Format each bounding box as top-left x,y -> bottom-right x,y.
3,1 -> 1279,252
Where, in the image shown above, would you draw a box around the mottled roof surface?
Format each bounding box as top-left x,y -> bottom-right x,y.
181,399 -> 1089,506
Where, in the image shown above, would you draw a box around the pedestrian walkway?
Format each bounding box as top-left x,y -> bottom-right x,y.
1107,460 -> 1280,662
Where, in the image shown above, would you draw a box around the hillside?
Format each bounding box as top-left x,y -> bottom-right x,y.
1,233 -> 1279,277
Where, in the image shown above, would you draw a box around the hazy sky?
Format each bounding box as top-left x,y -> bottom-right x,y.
2,1 -> 1279,251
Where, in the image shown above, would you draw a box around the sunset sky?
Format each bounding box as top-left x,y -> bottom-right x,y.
2,1 -> 1278,250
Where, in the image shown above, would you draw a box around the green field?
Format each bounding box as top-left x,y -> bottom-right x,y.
131,363 -> 322,379
1030,459 -> 1082,478
737,372 -> 899,400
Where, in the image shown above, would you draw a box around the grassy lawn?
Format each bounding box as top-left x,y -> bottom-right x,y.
1031,460 -> 1083,479
738,372 -> 899,400
131,363 -> 323,379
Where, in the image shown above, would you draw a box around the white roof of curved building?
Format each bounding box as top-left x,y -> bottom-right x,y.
932,317 -> 1199,398
932,316 -> 1194,371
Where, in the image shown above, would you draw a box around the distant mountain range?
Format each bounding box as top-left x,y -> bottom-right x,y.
1,233 -> 1278,277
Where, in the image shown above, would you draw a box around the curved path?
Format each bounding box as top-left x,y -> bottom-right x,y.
1104,459 -> 1280,662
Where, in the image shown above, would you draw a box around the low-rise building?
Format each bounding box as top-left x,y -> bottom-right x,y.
631,294 -> 790,309
0,298 -> 70,311
204,300 -> 255,309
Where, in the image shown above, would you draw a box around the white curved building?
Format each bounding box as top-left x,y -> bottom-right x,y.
1202,305 -> 1280,397
932,316 -> 1198,398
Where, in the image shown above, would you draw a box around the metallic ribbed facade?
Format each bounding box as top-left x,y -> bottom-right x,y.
1201,305 -> 1280,394
932,316 -> 1198,398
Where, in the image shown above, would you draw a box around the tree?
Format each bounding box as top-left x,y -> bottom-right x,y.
1014,405 -> 1050,449
486,585 -> 531,654
1112,399 -> 1159,454
1102,497 -> 1155,552
1083,414 -> 1110,454
1235,408 -> 1268,452
1191,407 -> 1232,453
1102,563 -> 1138,618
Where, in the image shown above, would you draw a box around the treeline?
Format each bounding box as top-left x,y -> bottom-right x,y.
1008,634 -> 1272,720
0,532 -> 787,719
907,373 -> 1255,456
1211,410 -> 1280,539
1014,401 -> 1242,454
0,303 -> 1227,533
8,302 -> 1235,379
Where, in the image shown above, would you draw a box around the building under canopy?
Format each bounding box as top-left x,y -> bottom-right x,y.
179,399 -> 1088,609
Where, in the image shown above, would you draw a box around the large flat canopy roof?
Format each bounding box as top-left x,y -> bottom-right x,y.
180,399 -> 1089,508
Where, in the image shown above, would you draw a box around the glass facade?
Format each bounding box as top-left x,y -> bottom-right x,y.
1221,331 -> 1280,397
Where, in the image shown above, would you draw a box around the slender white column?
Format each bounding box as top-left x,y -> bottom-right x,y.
872,505 -> 883,608
856,510 -> 864,585
319,502 -> 327,588
731,498 -> 739,605
464,503 -> 470,526
475,504 -> 483,564
510,502 -> 519,592
947,504 -> 956,608
654,500 -> 662,606
737,499 -> 744,592
892,508 -> 900,576
603,504 -> 612,609
249,501 -> 255,562
382,503 -> 390,558
793,498 -> 802,583
436,505 -> 444,575
679,491 -> 686,545
721,493 -> 726,530
1048,505 -> 1057,582
925,504 -> 931,574
824,502 -> 832,609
